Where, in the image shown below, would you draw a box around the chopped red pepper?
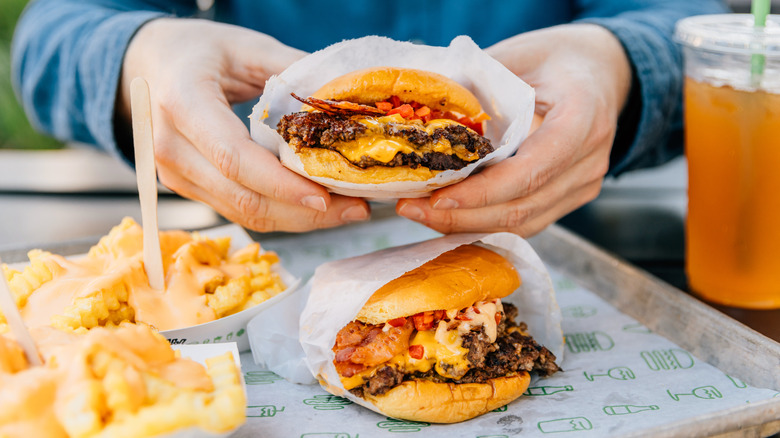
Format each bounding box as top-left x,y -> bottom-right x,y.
375,101 -> 393,112
387,317 -> 406,327
495,312 -> 502,325
415,106 -> 431,118
433,310 -> 446,321
387,104 -> 415,119
455,313 -> 472,321
389,95 -> 401,108
408,344 -> 425,360
472,306 -> 481,314
412,311 -> 435,331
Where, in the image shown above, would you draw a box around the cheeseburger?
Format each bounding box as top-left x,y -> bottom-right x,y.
276,67 -> 494,184
331,244 -> 560,423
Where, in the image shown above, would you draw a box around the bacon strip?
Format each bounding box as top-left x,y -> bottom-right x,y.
333,319 -> 414,377
290,93 -> 386,116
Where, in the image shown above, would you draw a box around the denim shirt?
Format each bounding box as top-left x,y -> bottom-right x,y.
11,0 -> 728,175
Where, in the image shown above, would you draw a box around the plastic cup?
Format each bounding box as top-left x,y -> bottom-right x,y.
676,14 -> 780,309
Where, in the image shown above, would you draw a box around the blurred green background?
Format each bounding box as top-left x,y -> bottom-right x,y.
0,0 -> 63,149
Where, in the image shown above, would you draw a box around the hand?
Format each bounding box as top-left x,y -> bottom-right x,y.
396,24 -> 632,236
119,19 -> 370,232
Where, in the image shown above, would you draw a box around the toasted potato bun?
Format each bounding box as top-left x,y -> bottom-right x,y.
312,67 -> 488,121
297,147 -> 438,184
356,244 -> 520,325
363,374 -> 531,424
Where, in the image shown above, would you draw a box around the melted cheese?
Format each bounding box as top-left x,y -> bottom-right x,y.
339,299 -> 505,390
340,320 -> 469,390
336,137 -> 416,164
332,115 -> 479,165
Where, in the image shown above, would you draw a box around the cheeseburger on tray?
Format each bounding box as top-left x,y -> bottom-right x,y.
277,67 -> 494,183
331,244 -> 561,423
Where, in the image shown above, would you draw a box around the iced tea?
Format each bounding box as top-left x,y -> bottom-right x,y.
685,77 -> 780,308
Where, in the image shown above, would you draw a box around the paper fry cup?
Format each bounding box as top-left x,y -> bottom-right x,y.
250,35 -> 535,201
159,342 -> 245,438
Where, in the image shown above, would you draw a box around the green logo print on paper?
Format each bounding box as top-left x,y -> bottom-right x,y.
492,405 -> 508,412
726,374 -> 747,388
565,331 -> 614,353
553,277 -> 578,292
583,366 -> 635,381
622,323 -> 651,334
667,385 -> 723,401
537,417 -> 593,433
376,418 -> 431,433
300,434 -> 358,438
303,394 -> 353,410
525,385 -> 574,396
641,349 -> 694,371
561,306 -> 597,318
245,370 -> 283,385
603,404 -> 659,415
246,405 -> 285,417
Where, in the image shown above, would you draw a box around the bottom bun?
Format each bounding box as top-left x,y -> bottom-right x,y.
296,147 -> 439,184
362,373 -> 531,423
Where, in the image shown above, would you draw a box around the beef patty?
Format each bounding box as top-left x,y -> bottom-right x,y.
277,111 -> 494,171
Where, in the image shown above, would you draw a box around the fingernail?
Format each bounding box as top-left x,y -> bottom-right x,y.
341,205 -> 369,222
300,195 -> 327,212
398,203 -> 425,221
432,197 -> 458,210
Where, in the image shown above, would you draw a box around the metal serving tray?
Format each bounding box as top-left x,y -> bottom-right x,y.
528,225 -> 780,438
3,219 -> 778,437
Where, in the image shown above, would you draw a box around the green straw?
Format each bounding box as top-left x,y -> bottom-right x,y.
751,0 -> 771,88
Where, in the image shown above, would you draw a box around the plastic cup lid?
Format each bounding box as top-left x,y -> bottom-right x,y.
675,14 -> 780,55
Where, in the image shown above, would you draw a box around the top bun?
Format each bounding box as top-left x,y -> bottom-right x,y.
312,67 -> 487,119
356,244 -> 520,324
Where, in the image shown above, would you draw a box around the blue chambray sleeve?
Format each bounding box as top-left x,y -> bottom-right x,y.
574,0 -> 730,176
11,0 -> 195,162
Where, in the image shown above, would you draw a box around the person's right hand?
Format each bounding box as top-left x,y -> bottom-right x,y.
119,18 -> 371,232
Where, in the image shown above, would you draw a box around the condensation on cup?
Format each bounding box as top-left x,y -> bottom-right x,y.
676,14 -> 780,309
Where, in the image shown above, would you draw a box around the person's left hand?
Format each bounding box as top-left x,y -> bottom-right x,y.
396,24 -> 632,236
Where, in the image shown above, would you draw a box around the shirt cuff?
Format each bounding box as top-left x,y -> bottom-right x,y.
578,17 -> 685,176
83,11 -> 168,165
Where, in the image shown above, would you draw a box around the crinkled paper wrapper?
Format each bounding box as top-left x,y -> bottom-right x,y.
248,232 -> 564,418
249,35 -> 535,200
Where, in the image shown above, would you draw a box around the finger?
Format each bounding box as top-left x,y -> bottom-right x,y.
398,180 -> 598,237
159,83 -> 332,212
430,106 -> 593,210
154,136 -> 370,232
398,153 -> 604,235
220,33 -> 307,102
161,166 -> 371,232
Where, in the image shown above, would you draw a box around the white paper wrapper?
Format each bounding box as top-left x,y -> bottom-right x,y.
249,232 -> 563,418
249,35 -> 535,200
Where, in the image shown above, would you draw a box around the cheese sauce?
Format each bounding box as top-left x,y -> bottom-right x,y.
456,300 -> 503,343
19,224 -> 254,331
0,325 -> 213,438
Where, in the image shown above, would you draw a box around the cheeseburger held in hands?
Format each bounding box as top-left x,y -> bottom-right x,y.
276,67 -> 494,183
331,244 -> 561,423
